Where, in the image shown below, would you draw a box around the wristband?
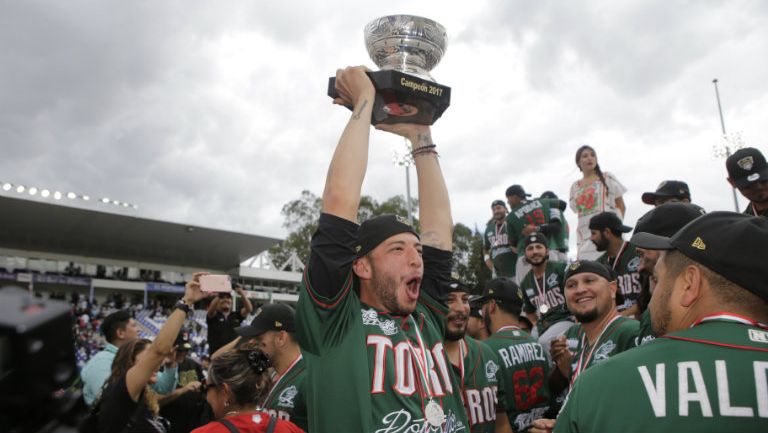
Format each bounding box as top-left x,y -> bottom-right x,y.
174,300 -> 192,316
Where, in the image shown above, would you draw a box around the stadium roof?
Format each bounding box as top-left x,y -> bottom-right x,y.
0,195 -> 281,272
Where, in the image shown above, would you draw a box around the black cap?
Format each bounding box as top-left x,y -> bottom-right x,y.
491,199 -> 507,209
475,278 -> 523,305
641,180 -> 691,205
589,211 -> 632,233
440,278 -> 471,293
356,214 -> 419,257
564,260 -> 614,283
524,232 -> 548,248
631,202 -> 706,242
235,304 -> 296,338
630,211 -> 768,301
469,296 -> 483,318
175,334 -> 192,351
727,147 -> 768,189
505,185 -> 530,199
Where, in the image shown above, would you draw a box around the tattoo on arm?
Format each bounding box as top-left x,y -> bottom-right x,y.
414,132 -> 433,148
419,230 -> 445,250
352,99 -> 368,120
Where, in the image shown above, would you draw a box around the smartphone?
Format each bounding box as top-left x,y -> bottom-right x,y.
200,274 -> 232,293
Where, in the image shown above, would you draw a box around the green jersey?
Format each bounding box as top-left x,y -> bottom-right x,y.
484,219 -> 517,277
484,326 -> 551,432
596,242 -> 643,309
518,261 -> 571,335
506,198 -> 561,252
296,214 -> 468,433
635,308 -> 656,347
453,337 -> 505,433
262,354 -> 308,431
563,316 -> 639,384
550,208 -> 570,253
555,315 -> 768,433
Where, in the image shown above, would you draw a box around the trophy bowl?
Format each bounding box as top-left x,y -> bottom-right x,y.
364,15 -> 447,81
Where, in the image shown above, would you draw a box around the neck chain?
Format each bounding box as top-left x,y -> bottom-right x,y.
610,241 -> 628,271
570,314 -> 621,388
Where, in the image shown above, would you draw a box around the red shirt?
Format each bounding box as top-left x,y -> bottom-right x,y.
191,412 -> 304,433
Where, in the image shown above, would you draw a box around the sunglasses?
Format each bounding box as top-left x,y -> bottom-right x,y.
200,381 -> 216,393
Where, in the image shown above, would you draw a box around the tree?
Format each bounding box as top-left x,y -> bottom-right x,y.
269,191 -> 489,292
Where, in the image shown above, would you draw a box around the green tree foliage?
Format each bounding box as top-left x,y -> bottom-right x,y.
270,191 -> 488,290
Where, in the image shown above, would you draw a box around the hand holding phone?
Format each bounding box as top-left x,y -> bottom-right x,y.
199,274 -> 232,293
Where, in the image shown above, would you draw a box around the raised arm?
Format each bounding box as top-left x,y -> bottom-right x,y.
234,284 -> 253,317
376,124 -> 452,250
322,66 -> 376,222
125,273 -> 211,401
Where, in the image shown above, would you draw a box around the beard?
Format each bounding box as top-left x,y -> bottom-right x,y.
650,286 -> 672,336
573,308 -> 598,324
592,235 -> 609,252
371,266 -> 413,316
525,254 -> 547,266
444,312 -> 468,341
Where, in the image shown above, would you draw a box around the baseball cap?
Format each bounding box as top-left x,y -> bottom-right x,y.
440,278 -> 471,293
235,303 -> 296,338
588,211 -> 632,233
641,180 -> 691,205
174,334 -> 192,351
505,185 -> 531,199
468,296 -> 483,318
491,199 -> 507,209
524,232 -> 548,248
356,214 -> 419,257
564,260 -> 614,283
631,212 -> 768,301
475,277 -> 523,305
631,202 -> 706,242
726,147 -> 768,189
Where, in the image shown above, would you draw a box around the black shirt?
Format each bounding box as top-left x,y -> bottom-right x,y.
206,310 -> 244,355
99,375 -> 168,433
160,358 -> 210,433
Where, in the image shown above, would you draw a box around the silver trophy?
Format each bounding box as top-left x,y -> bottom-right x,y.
328,15 -> 451,125
364,15 -> 447,82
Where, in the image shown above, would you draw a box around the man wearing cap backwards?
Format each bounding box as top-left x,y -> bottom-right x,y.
553,212 -> 768,433
630,202 -> 706,347
443,279 -> 512,433
227,303 -> 307,431
547,261 -> 639,401
589,211 -> 642,316
479,278 -> 552,433
484,199 -> 517,278
641,180 -> 692,206
295,67 -> 468,433
505,185 -> 564,283
468,297 -> 491,341
726,147 -> 768,217
159,335 -> 207,433
518,233 -> 572,353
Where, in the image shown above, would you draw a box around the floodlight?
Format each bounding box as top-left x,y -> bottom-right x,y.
101,197 -> 110,203
16,185 -> 25,193
2,183 -> 11,191
66,192 -> 76,199
53,191 -> 62,200
29,187 -> 38,196
82,195 -> 90,201
41,189 -> 50,198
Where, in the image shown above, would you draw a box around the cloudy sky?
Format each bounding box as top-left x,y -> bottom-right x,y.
2,1 -> 767,254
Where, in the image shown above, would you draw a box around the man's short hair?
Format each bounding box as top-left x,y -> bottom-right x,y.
100,310 -> 132,343
662,250 -> 766,309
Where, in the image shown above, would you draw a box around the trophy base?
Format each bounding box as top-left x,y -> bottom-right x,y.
328,70 -> 451,125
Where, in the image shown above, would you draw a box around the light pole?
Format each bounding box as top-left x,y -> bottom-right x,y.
712,78 -> 740,212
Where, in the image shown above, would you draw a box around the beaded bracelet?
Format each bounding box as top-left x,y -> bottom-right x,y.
411,144 -> 438,157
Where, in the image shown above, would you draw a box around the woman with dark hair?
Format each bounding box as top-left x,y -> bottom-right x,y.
193,348 -> 304,433
97,272 -> 212,433
569,145 -> 627,260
